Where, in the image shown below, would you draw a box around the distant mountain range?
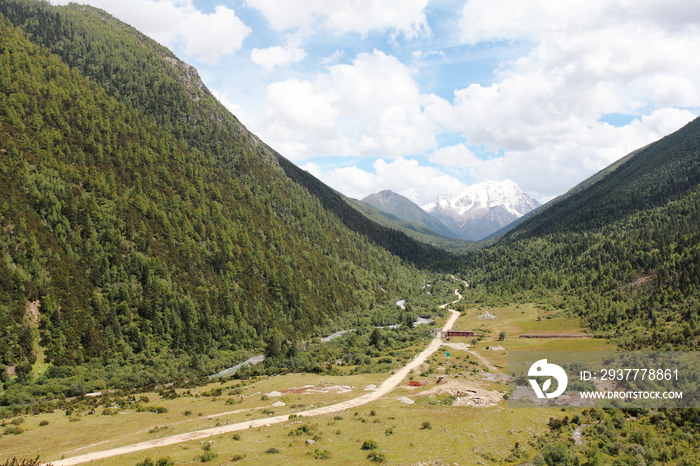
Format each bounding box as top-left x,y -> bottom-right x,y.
357,180 -> 539,241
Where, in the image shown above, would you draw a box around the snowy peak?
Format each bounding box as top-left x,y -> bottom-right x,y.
421,180 -> 540,241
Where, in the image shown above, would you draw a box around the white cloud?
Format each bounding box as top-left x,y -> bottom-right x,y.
256,50 -> 440,160
251,35 -> 307,70
52,0 -> 250,65
266,79 -> 337,130
472,108 -> 697,201
429,144 -> 483,168
244,0 -> 430,37
388,0 -> 700,199
412,50 -> 446,60
320,50 -> 347,65
318,158 -> 469,205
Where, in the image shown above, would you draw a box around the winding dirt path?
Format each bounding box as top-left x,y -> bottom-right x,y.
47,309 -> 462,466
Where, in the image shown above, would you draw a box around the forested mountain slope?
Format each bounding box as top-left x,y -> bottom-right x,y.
504,119 -> 700,240
460,118 -> 700,350
0,0 -> 451,269
0,2 -> 434,389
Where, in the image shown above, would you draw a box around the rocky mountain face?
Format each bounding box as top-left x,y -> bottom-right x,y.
421,180 -> 540,240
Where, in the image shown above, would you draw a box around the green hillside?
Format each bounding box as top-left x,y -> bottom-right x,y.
458,118 -> 700,350
0,3 -> 436,394
0,0 -> 451,268
505,119 -> 700,240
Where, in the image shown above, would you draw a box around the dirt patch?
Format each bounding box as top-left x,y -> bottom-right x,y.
25,299 -> 40,327
420,379 -> 503,407
280,383 -> 353,395
442,342 -> 471,351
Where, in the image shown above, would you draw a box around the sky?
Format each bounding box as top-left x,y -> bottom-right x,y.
52,0 -> 700,205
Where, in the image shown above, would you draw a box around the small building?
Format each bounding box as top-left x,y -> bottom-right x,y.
446,330 -> 476,338
431,329 -> 478,338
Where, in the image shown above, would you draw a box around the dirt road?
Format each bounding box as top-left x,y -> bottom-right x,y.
47,311 -> 461,466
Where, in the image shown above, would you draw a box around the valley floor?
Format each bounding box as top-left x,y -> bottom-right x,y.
1,295 -> 613,466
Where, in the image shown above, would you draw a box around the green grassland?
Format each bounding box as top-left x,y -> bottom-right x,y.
1,306 -> 629,465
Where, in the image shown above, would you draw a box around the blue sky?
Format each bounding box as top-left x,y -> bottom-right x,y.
53,0 -> 700,204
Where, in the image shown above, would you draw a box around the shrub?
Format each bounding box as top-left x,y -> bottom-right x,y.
1,458 -> 44,466
39,420 -> 49,426
312,449 -> 331,459
231,453 -> 246,462
184,410 -> 192,416
148,426 -> 169,434
137,406 -> 168,414
136,458 -> 174,466
199,452 -> 217,462
421,421 -> 432,430
265,447 -> 279,454
361,440 -> 378,450
289,424 -> 315,436
367,451 -> 386,463
232,433 -> 241,441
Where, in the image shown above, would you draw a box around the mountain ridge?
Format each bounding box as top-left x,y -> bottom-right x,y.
360,190 -> 458,239
421,179 -> 540,241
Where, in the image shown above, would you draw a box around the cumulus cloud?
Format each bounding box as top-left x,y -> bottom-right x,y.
251,35 -> 307,70
52,0 -> 251,65
257,50 -> 440,160
472,108 -> 697,201
244,0 -> 430,37
374,0 -> 699,200
317,158 -> 469,205
429,144 -> 483,168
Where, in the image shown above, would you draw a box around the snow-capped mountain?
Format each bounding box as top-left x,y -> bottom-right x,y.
421,180 -> 540,241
